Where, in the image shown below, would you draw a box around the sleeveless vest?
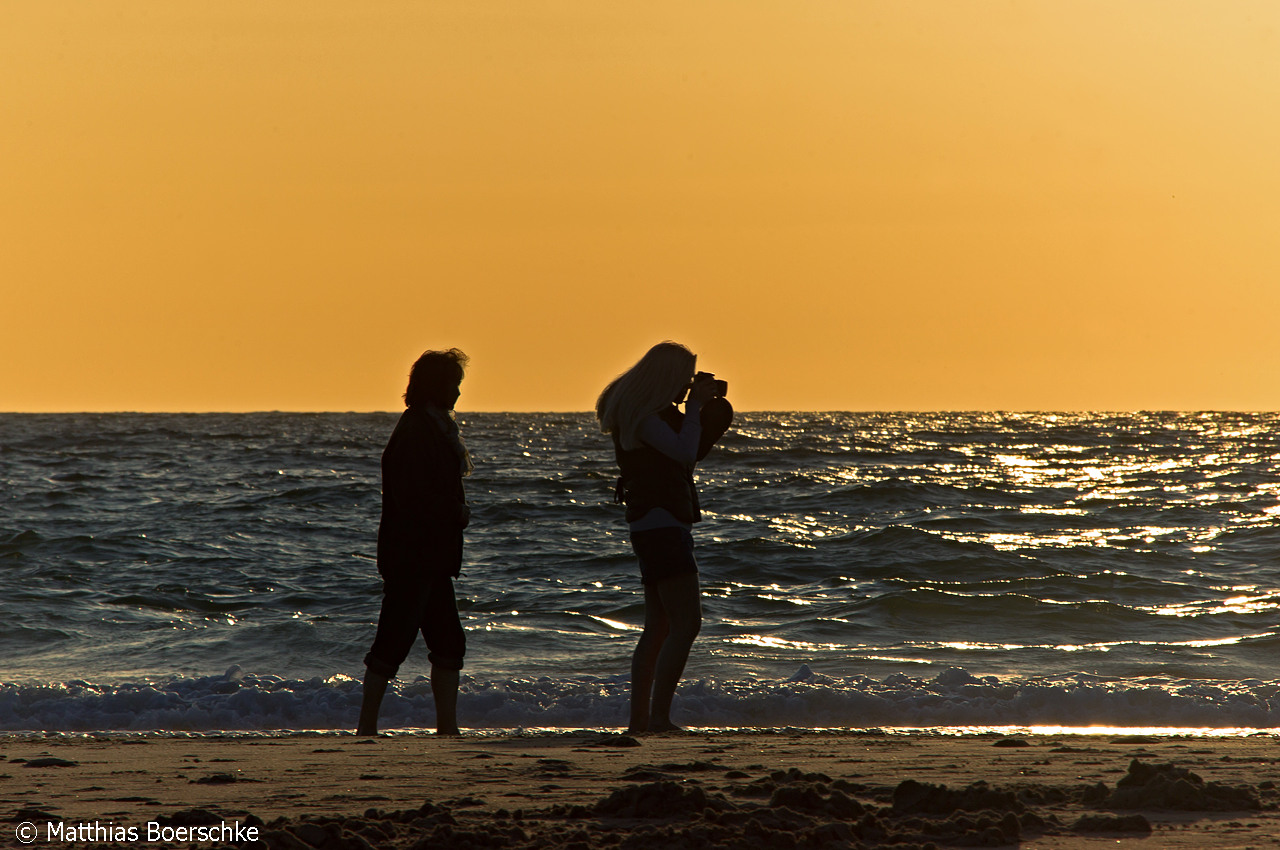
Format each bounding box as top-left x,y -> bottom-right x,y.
613,406 -> 701,524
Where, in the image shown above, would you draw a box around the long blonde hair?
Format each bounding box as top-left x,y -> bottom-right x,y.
596,341 -> 697,451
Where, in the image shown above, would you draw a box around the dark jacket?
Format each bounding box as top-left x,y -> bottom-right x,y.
614,405 -> 701,524
377,406 -> 468,577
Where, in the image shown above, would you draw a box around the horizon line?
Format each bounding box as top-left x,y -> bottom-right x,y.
4,409 -> 1279,416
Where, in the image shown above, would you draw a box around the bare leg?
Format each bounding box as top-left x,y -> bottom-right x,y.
356,669 -> 390,736
648,572 -> 702,733
432,666 -> 461,736
627,582 -> 670,734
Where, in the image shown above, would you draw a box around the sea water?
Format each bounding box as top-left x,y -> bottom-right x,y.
3,412 -> 1280,732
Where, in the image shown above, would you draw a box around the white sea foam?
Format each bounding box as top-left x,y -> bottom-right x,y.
4,665 -> 1280,734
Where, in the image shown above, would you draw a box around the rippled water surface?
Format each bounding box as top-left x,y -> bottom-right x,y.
3,412 -> 1280,730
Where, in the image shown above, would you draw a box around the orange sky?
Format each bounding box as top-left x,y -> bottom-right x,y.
4,2 -> 1279,412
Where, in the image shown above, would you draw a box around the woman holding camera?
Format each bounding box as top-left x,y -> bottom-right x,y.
596,341 -> 732,733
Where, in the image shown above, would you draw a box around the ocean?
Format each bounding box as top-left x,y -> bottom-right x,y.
3,411 -> 1280,733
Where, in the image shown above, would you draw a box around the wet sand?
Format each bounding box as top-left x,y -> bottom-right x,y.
3,730 -> 1278,848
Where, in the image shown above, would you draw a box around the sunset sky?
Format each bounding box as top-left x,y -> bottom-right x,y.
4,2 -> 1279,412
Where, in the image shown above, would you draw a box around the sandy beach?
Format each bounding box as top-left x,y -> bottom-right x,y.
3,730 -> 1278,848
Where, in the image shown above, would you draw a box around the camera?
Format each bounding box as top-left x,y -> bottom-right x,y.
694,371 -> 728,398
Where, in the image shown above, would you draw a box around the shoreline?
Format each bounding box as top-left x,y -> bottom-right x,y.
4,730 -> 1278,848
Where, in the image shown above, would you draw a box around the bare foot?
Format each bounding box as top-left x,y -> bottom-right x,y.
436,726 -> 462,737
355,726 -> 379,737
647,721 -> 686,734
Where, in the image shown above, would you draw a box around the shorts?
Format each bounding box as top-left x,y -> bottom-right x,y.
629,526 -> 698,585
364,572 -> 466,677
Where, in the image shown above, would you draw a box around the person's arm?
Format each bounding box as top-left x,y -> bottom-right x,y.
696,397 -> 733,461
637,402 -> 703,465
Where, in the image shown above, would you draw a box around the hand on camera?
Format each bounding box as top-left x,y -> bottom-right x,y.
687,374 -> 718,405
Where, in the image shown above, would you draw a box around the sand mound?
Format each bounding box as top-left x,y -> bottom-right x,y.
595,781 -> 732,819
1106,759 -> 1260,811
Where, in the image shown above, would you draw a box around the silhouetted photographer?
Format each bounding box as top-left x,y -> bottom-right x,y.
596,341 -> 733,733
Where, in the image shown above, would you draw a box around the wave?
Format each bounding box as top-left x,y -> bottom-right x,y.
5,666 -> 1280,733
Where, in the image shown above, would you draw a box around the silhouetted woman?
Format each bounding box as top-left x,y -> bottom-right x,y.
358,348 -> 472,736
597,341 -> 732,733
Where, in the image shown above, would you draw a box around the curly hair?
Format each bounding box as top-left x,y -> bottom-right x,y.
403,348 -> 469,408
